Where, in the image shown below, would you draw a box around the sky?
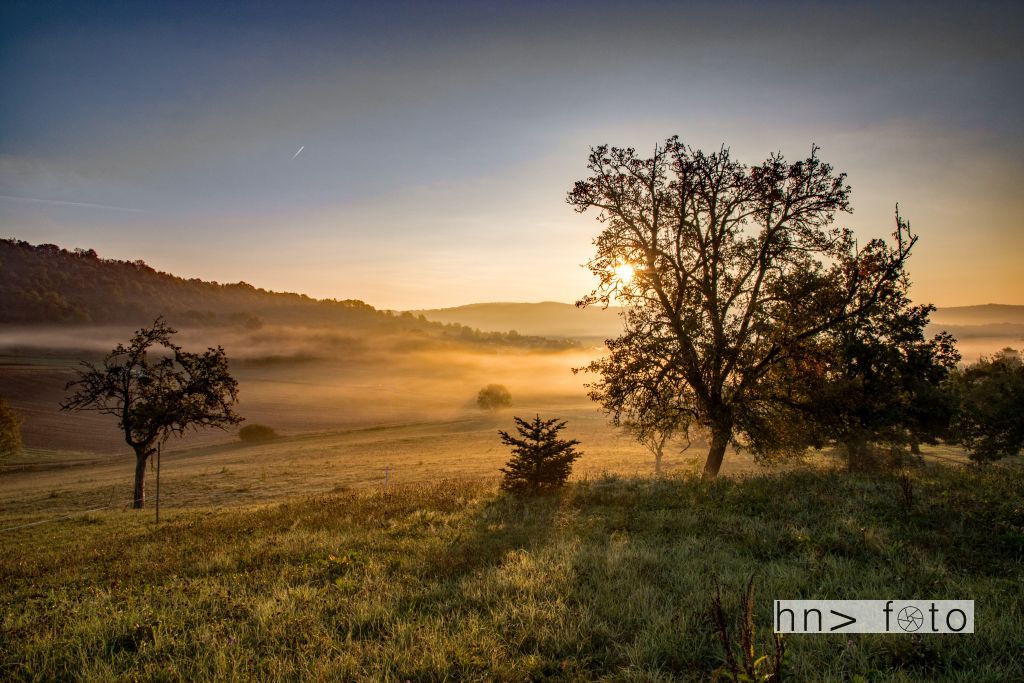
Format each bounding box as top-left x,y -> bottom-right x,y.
1,0 -> 1022,310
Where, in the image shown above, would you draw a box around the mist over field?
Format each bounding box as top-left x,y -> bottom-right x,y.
0,323 -> 598,454
2,300 -> 1020,457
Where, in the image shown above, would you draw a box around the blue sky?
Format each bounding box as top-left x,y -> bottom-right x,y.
2,0 -> 1022,308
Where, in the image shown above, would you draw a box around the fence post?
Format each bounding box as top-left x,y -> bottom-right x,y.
155,442 -> 161,525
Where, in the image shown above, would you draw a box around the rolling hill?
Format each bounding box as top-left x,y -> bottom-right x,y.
0,239 -> 575,350
414,302 -> 1024,353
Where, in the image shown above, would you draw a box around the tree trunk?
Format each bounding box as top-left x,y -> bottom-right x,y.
654,448 -> 663,476
132,447 -> 152,509
909,436 -> 921,455
846,432 -> 872,472
702,418 -> 732,480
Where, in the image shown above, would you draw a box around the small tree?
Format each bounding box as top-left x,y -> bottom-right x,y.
62,317 -> 242,508
499,415 -> 582,493
0,395 -> 24,458
477,384 -> 512,411
947,348 -> 1024,461
239,424 -> 279,443
624,416 -> 689,476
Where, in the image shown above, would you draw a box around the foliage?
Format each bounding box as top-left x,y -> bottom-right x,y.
1,466 -> 1022,680
238,424 -> 280,443
0,395 -> 24,458
580,306 -> 693,474
788,263 -> 960,471
498,415 -> 581,493
570,139 -> 916,477
476,384 -> 512,411
947,348 -> 1024,461
61,317 -> 242,507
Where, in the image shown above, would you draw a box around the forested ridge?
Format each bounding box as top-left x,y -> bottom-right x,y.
0,239 -> 576,348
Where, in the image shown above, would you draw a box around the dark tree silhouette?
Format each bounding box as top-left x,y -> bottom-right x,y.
62,317 -> 242,508
0,395 -> 24,458
793,293 -> 960,471
570,139 -> 916,478
947,348 -> 1024,461
499,415 -> 582,493
477,384 -> 512,411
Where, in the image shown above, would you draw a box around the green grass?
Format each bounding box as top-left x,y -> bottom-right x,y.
2,463 -> 1022,681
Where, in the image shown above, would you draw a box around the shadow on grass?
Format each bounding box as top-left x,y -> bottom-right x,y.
423,490 -> 561,581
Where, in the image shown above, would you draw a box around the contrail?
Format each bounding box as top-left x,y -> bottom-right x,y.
291,145 -> 305,160
0,194 -> 146,213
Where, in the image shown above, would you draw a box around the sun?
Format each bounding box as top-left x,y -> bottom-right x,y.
614,262 -> 635,284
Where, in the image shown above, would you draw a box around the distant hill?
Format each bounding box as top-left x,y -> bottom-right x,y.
0,239 -> 577,349
413,300 -> 1024,351
930,304 -> 1024,326
412,302 -> 624,339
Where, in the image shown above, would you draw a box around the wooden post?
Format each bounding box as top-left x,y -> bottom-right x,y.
155,442 -> 161,525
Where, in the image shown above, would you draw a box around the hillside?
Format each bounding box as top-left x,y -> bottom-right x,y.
2,467 -> 1021,680
0,239 -> 575,350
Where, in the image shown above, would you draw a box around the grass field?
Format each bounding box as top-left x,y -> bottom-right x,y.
2,332 -> 1022,680
2,462 -> 1022,681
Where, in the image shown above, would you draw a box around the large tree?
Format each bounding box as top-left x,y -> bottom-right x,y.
62,318 -> 242,507
570,139 -> 915,477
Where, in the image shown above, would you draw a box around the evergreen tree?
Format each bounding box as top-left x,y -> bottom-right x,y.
499,415 -> 582,493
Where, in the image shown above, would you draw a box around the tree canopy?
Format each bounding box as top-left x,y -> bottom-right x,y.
570,139 -> 917,477
477,384 -> 513,411
947,348 -> 1024,461
793,295 -> 960,470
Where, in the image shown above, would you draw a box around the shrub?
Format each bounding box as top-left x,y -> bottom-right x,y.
947,348 -> 1024,461
499,415 -> 581,493
239,424 -> 279,443
0,396 -> 24,458
476,384 -> 512,411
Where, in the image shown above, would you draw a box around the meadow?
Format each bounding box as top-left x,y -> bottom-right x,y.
2,325 -> 1022,681
2,462 -> 1022,681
